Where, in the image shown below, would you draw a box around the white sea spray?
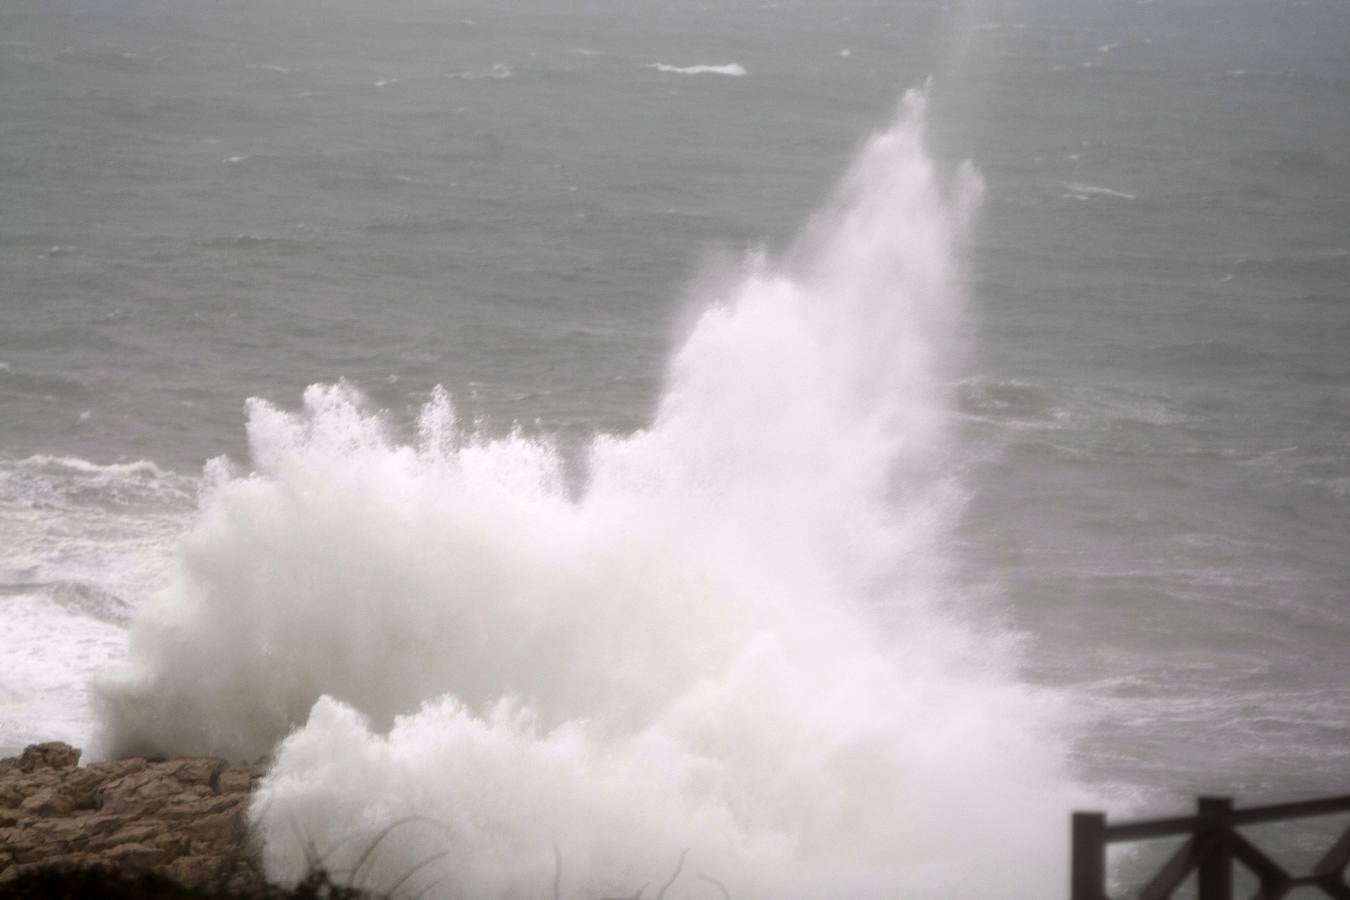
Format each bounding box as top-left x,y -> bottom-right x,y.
96,88 -> 1095,898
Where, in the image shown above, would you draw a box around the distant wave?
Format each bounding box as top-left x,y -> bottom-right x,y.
1142,340 -> 1269,370
57,48 -> 157,73
0,366 -> 90,400
17,454 -> 169,479
6,454 -> 195,510
0,579 -> 132,626
1314,477 -> 1350,498
195,233 -> 307,252
1234,247 -> 1349,277
446,63 -> 512,80
648,62 -> 747,77
1063,181 -> 1136,200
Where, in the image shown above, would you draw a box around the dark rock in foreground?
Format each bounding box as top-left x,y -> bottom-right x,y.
0,742 -> 269,895
0,866 -> 368,899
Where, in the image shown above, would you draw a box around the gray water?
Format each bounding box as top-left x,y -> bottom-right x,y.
2,0 -> 1348,893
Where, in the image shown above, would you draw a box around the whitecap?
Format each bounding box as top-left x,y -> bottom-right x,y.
1063,181 -> 1136,200
17,454 -> 170,480
446,63 -> 512,80
648,62 -> 747,77
1315,477 -> 1350,497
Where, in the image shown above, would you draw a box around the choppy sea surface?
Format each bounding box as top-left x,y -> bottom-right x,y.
2,0 -> 1348,895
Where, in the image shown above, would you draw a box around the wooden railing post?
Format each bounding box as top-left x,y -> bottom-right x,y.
1072,811 -> 1107,900
1197,796 -> 1233,900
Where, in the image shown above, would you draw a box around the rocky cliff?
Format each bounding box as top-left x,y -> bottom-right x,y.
0,742 -> 268,893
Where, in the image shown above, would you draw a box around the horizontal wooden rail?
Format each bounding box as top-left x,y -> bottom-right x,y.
1071,793 -> 1350,900
1103,796 -> 1350,843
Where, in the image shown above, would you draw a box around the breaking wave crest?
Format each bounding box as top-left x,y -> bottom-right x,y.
649,63 -> 748,77
96,89 -> 1093,899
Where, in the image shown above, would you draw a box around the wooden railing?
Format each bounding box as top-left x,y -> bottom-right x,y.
1071,794 -> 1350,899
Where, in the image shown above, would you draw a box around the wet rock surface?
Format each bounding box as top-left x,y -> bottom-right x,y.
0,742 -> 269,893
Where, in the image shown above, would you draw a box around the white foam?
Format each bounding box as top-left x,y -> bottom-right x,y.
1064,181 -> 1136,200
446,63 -> 512,80
648,63 -> 748,77
98,89 -> 1096,898
16,454 -> 170,479
0,591 -> 127,757
1316,477 -> 1350,497
1,454 -> 192,754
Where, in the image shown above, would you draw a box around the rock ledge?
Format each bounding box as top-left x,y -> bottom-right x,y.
0,742 -> 268,893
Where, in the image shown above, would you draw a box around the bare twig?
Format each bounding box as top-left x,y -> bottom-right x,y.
351,817 -> 427,888
383,849 -> 453,898
349,816 -> 458,889
409,875 -> 448,900
696,874 -> 731,900
285,814 -> 333,875
655,849 -> 689,900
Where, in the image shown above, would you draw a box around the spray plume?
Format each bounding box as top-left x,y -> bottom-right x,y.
97,88 -> 1091,899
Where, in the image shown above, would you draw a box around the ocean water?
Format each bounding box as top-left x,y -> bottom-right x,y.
2,0 -> 1348,896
